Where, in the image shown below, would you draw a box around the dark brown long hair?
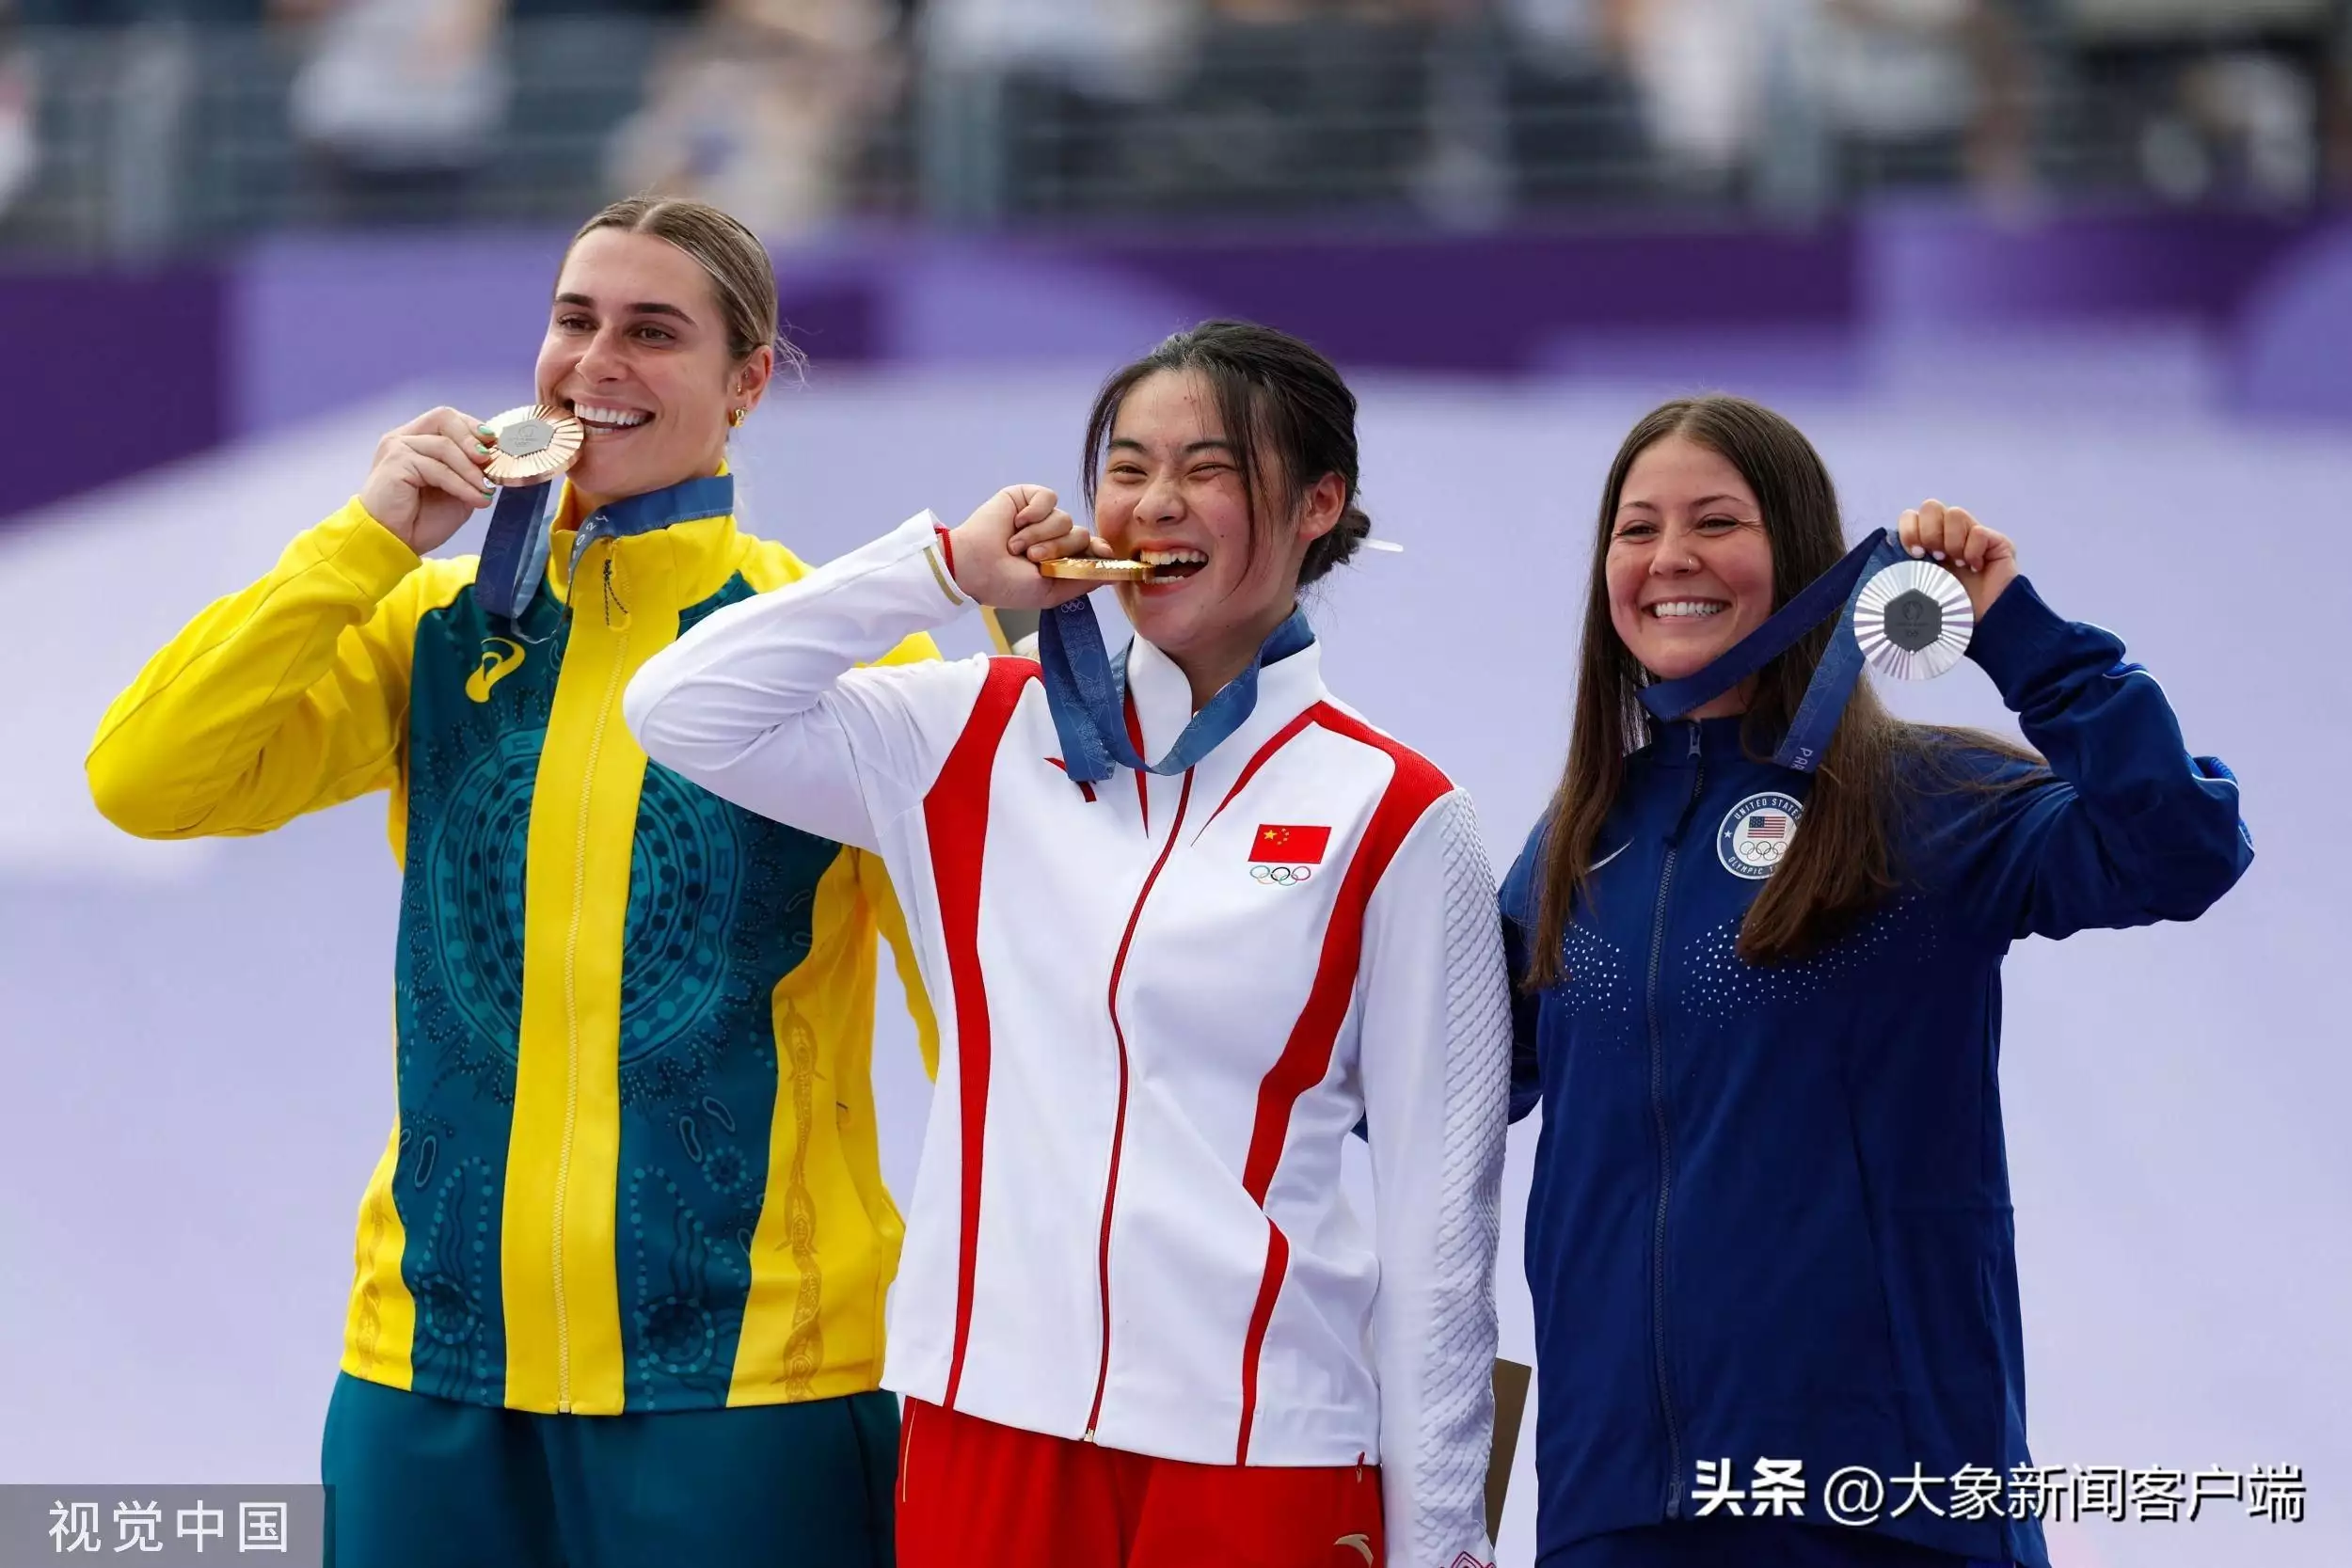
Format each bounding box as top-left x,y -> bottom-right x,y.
1524,394 -> 2037,988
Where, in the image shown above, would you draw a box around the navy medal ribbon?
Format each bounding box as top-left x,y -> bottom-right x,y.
1036,597 -> 1315,784
475,480 -> 559,627
474,473 -> 736,633
1636,527 -> 1908,774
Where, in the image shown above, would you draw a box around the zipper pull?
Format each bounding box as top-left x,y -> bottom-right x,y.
601,552 -> 632,628
1688,723 -> 1701,758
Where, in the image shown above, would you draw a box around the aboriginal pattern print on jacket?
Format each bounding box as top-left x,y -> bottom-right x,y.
384,576 -> 846,1411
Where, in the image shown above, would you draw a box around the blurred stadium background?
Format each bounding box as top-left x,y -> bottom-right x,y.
2,4 -> 2348,1566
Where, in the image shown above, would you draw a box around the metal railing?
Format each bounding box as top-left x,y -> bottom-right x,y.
1,5 -> 2344,257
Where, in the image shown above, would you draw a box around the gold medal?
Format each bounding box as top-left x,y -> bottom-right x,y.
1037,558 -> 1178,582
481,404 -> 584,486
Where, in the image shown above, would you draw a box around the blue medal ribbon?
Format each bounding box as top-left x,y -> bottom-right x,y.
1036,597 -> 1315,784
475,481 -> 558,626
1636,527 -> 1907,773
475,473 -> 735,632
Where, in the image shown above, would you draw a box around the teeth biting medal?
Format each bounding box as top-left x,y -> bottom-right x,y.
1037,558 -> 1183,581
481,404 -> 584,486
471,403 -> 585,627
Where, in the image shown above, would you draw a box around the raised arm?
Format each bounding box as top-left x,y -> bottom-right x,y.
87,503 -> 466,838
1937,577 -> 2250,939
87,406 -> 516,839
1896,501 -> 2251,941
624,513 -> 989,849
624,487 -> 1106,849
1359,789 -> 1510,1568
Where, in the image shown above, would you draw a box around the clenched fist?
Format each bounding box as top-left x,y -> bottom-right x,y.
358,407 -> 502,554
1898,500 -> 2018,620
944,485 -> 1113,610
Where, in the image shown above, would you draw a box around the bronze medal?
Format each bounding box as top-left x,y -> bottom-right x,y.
481,404 -> 584,487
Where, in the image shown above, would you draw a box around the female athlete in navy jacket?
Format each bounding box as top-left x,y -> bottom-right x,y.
1501,395 -> 2250,1568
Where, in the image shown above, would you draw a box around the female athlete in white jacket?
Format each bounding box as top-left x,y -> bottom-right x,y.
625,321 -> 1509,1568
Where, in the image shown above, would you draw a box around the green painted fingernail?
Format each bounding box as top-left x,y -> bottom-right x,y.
476,425 -> 497,439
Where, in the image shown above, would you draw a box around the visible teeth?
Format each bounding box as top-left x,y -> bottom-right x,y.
1138,548 -> 1207,566
574,404 -> 649,427
1650,601 -> 1726,619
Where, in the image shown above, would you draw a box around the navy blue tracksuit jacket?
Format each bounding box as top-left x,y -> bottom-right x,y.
1501,578 -> 2252,1566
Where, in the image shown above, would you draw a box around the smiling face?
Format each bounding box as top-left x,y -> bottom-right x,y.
1605,432 -> 1776,705
1092,368 -> 1340,685
534,227 -> 769,506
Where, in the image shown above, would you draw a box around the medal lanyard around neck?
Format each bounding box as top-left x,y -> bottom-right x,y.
476,481 -> 559,629
1636,527 -> 1907,773
1036,598 -> 1315,785
474,474 -> 736,634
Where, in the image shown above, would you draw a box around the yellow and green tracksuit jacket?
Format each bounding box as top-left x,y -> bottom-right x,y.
86,474 -> 939,1417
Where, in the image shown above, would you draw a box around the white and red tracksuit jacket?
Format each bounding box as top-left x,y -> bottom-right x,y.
624,513 -> 1509,1566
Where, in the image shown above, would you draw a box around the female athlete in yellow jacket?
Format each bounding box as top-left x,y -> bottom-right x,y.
87,198 -> 935,1568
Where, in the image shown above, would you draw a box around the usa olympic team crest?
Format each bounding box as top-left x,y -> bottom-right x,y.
1718,792 -> 1804,879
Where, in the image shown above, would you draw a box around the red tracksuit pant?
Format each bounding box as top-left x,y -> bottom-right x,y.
896,1398 -> 1386,1567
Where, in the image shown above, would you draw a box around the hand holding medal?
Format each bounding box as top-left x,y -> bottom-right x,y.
1639,498 -> 2020,769
356,402 -> 588,558
946,484 -> 1142,609
1852,500 -> 2014,681
358,405 -> 516,552
1897,500 -> 2018,620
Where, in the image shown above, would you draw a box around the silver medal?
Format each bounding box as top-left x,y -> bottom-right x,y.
1853,559 -> 1972,680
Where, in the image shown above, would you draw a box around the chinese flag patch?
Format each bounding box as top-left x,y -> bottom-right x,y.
1251,824 -> 1331,864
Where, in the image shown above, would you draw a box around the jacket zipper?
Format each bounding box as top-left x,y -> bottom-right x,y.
1085,767 -> 1195,1440
1647,722 -> 1704,1514
553,542 -> 628,1413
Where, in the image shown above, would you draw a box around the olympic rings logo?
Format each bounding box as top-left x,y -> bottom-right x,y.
1249,863 -> 1314,885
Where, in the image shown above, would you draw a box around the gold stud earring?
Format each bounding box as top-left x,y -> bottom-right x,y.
728,408 -> 747,428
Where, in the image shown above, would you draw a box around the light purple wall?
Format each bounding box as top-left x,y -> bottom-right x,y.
221,205 -> 2352,442
1,365 -> 2344,1568
13,205 -> 2352,529
230,234 -> 569,437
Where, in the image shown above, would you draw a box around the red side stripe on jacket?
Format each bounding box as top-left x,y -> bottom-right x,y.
1200,707 -> 1319,835
1122,689 -> 1151,834
925,657 -> 1038,1408
1232,703 -> 1453,1456
1233,1221 -> 1291,1463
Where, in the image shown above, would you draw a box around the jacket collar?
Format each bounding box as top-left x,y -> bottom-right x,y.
547,468 -> 740,610
1643,713 -> 1762,770
1124,618 -> 1327,770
